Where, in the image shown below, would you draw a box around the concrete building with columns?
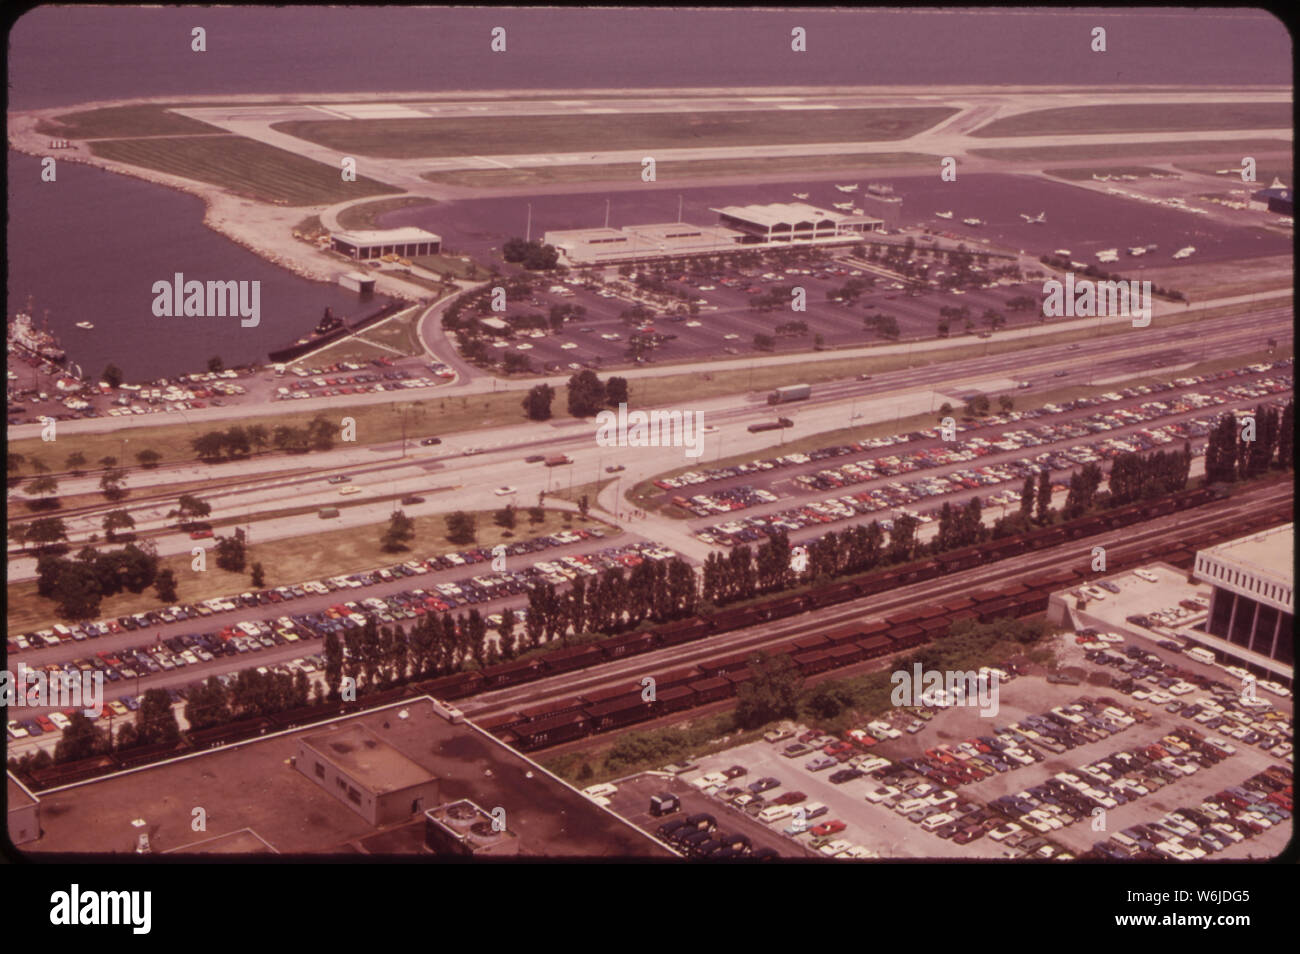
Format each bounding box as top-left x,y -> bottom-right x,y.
1192,524 -> 1293,683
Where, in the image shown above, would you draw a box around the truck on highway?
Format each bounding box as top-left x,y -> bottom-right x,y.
545,454 -> 572,467
767,383 -> 812,405
748,418 -> 793,433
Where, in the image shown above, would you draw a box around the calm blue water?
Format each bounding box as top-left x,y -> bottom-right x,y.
6,153 -> 371,380
9,7 -> 1288,109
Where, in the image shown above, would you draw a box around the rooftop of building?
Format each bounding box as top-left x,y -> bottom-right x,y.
331,226 -> 441,245
302,723 -> 435,794
18,700 -> 671,858
1197,523 -> 1293,585
8,774 -> 38,810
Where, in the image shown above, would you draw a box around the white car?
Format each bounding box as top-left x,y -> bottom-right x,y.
1134,569 -> 1159,583
48,712 -> 72,730
818,839 -> 854,857
494,486 -> 517,496
866,785 -> 900,804
582,783 -> 618,800
7,720 -> 29,740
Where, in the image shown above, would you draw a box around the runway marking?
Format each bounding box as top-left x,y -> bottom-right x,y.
472,155 -> 516,169
777,104 -> 837,110
583,108 -> 619,113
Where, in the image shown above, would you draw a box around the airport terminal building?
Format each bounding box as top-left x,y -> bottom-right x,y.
710,202 -> 884,243
330,227 -> 441,261
1193,524 -> 1294,667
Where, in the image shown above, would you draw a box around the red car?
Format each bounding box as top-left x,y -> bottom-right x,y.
772,791 -> 807,806
811,820 -> 847,837
823,741 -> 854,757
36,715 -> 57,733
189,529 -> 213,539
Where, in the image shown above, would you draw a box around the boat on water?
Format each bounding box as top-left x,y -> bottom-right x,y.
962,217 -> 983,227
792,192 -> 810,200
935,210 -> 954,219
1126,247 -> 1147,257
1096,248 -> 1119,262
75,321 -> 94,330
1053,249 -> 1071,258
1172,246 -> 1196,259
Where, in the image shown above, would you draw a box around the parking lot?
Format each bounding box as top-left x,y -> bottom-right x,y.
668,360 -> 1291,544
655,651 -> 1291,860
6,532 -> 684,741
461,252 -> 1043,374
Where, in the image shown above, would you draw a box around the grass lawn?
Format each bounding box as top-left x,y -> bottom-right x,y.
272,107 -> 958,159
971,139 -> 1290,163
420,152 -> 941,188
290,336 -> 402,366
336,195 -> 439,230
9,300 -> 1270,473
88,135 -> 403,206
37,104 -> 226,138
972,103 -> 1291,138
1174,160 -> 1293,183
7,507 -> 615,636
356,310 -> 426,356
1042,165 -> 1168,181
9,468 -> 311,523
410,254 -> 485,280
631,342 -> 1293,516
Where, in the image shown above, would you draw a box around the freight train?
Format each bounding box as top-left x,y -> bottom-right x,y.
19,484 -> 1287,789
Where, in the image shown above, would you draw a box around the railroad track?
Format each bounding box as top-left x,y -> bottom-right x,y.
463,482 -> 1291,730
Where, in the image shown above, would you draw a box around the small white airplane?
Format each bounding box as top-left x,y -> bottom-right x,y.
934,210 -> 954,219
1019,211 -> 1046,224
792,192 -> 810,200
832,201 -> 854,210
834,183 -> 859,193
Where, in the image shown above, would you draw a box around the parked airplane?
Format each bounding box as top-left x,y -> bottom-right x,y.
834,183 -> 859,193
1019,211 -> 1046,224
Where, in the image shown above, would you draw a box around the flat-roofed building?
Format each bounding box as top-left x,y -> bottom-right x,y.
15,700 -> 672,857
1194,524 -> 1294,667
7,774 -> 40,845
544,222 -> 746,264
710,202 -> 884,243
297,723 -> 441,827
331,227 -> 441,260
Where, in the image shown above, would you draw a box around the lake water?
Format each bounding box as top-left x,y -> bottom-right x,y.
6,7 -> 1288,378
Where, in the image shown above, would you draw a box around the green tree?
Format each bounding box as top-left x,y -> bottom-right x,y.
207,355 -> 224,373
250,561 -> 265,588
168,494 -> 211,528
381,510 -> 416,552
604,376 -> 630,407
522,383 -> 555,421
26,516 -> 68,551
102,509 -> 135,541
445,511 -> 477,545
137,688 -> 181,745
493,505 -> 517,530
734,652 -> 803,729
54,711 -> 107,763
54,561 -> 102,620
566,369 -> 605,417
1035,469 -> 1053,525
154,567 -> 178,603
101,364 -> 124,389
214,533 -> 246,572
135,448 -> 161,469
65,451 -> 87,473
99,468 -> 128,501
